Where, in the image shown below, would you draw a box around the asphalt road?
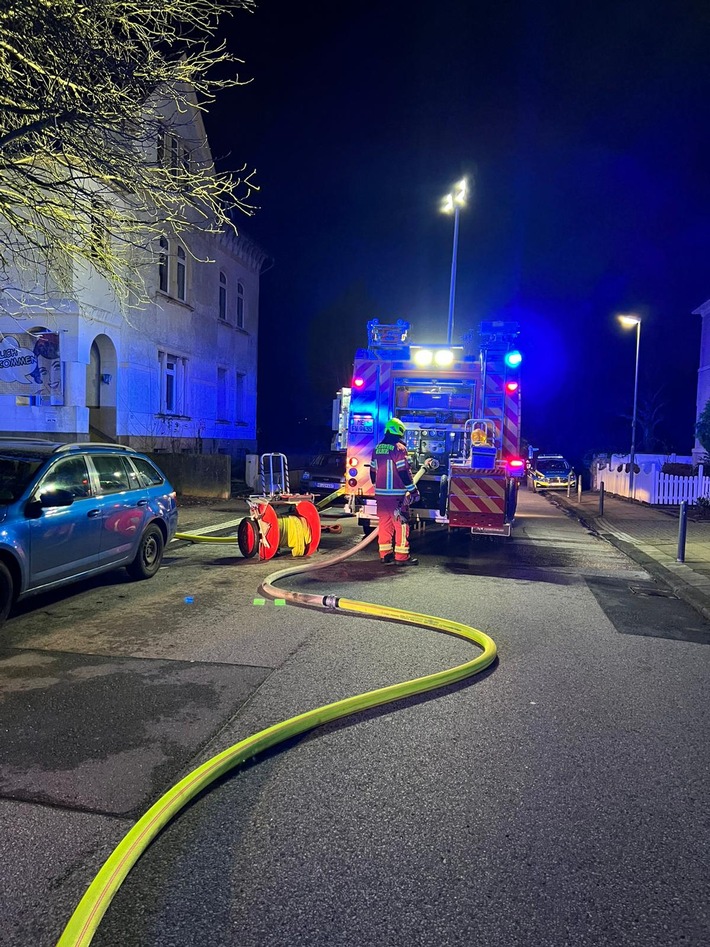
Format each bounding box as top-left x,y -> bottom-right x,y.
1,489 -> 708,946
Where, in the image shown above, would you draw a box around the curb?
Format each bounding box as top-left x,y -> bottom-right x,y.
548,494 -> 710,625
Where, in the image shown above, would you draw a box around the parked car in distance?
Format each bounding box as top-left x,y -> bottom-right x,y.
298,451 -> 347,503
528,454 -> 576,490
0,439 -> 178,624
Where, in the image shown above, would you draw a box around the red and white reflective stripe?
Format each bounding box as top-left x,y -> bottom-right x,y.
449,476 -> 505,515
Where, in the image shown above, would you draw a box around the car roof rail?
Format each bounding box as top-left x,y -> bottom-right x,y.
55,442 -> 137,453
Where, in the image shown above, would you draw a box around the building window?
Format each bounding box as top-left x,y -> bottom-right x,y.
236,372 -> 245,421
170,135 -> 179,174
236,281 -> 244,329
158,236 -> 169,293
159,350 -> 187,415
219,271 -> 227,321
157,130 -> 191,177
89,198 -> 107,260
176,244 -> 186,301
217,367 -> 227,420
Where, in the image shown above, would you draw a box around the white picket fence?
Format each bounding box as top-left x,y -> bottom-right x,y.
595,462 -> 710,505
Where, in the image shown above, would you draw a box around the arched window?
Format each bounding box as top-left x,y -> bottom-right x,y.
219,271 -> 227,321
236,281 -> 245,329
176,244 -> 186,301
158,236 -> 169,293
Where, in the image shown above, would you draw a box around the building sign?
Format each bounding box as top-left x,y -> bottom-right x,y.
0,331 -> 63,403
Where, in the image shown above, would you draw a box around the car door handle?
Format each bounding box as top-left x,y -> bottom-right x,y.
87,509 -> 102,518
136,499 -> 148,507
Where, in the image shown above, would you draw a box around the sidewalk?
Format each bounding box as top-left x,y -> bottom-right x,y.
550,487 -> 710,623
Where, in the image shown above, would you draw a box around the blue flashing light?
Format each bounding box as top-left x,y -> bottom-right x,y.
504,349 -> 522,368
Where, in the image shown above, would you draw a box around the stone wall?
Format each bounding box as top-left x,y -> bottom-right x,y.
148,452 -> 231,498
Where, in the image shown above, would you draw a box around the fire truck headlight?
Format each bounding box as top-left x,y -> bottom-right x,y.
413,348 -> 434,366
434,349 -> 454,367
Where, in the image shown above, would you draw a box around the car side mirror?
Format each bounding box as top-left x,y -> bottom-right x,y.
26,489 -> 74,518
41,488 -> 75,508
28,489 -> 73,517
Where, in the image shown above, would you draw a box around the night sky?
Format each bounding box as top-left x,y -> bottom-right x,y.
204,0 -> 710,467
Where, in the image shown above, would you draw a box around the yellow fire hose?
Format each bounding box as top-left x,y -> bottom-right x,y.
56,529 -> 497,947
173,488 -> 347,545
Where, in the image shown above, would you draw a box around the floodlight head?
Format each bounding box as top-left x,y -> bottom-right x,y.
440,176 -> 468,214
618,314 -> 641,328
453,177 -> 468,206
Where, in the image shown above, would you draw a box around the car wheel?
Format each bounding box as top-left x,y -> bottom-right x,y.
0,562 -> 13,625
126,524 -> 164,580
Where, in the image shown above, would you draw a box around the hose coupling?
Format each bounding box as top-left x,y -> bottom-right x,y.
322,595 -> 340,609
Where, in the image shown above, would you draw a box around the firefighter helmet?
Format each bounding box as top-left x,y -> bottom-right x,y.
384,417 -> 406,438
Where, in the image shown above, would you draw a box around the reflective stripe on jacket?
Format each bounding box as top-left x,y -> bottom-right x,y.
371,440 -> 416,497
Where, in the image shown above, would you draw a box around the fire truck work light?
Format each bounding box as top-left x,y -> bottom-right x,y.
353,377 -> 365,388
413,348 -> 434,366
505,380 -> 519,394
434,349 -> 454,367
504,349 -> 522,368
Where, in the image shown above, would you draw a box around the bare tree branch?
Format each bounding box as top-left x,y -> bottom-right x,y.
0,0 -> 259,307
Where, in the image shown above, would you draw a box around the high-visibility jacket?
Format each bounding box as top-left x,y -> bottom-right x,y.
370,439 -> 417,498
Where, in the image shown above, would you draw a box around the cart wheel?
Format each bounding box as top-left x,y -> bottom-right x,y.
237,518 -> 259,558
295,500 -> 321,556
256,501 -> 280,560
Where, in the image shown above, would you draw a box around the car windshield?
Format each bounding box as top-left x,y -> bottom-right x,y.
0,454 -> 45,502
538,461 -> 569,473
310,454 -> 345,473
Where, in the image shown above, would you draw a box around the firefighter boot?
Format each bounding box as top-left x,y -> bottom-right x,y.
395,557 -> 419,566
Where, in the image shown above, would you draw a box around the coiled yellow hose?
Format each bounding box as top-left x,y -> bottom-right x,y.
278,514 -> 312,557
56,530 -> 496,947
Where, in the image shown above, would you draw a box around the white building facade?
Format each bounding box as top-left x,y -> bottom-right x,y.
0,104 -> 267,471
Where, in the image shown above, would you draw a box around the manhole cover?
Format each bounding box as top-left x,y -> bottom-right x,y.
629,585 -> 677,598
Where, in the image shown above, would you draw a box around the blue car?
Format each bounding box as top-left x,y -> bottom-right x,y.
0,439 -> 178,624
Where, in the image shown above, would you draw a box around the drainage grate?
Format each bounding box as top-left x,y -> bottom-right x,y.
629,585 -> 678,599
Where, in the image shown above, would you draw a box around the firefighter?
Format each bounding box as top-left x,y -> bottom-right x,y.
370,417 -> 422,566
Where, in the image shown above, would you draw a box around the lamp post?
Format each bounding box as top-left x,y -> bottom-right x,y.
618,314 -> 641,498
440,177 -> 468,346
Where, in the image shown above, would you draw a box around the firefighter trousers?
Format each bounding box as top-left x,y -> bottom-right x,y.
376,495 -> 411,562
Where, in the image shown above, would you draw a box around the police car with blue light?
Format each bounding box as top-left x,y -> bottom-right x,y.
528,454 -> 576,490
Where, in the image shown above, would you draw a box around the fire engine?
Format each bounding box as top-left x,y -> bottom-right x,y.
343,319 -> 525,536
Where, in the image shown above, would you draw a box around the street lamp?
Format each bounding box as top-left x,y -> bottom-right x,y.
440,176 -> 468,346
618,314 -> 641,498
